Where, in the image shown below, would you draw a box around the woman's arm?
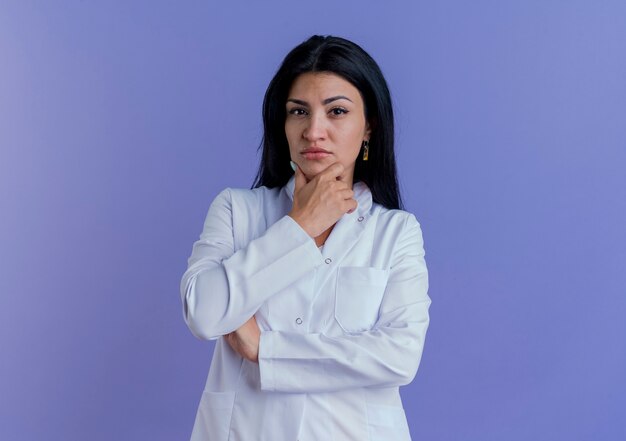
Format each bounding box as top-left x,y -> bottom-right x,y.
258,214 -> 431,392
180,188 -> 324,340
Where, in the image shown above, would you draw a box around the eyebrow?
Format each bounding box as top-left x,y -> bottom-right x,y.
287,95 -> 353,106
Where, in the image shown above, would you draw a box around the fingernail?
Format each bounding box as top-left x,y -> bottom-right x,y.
290,161 -> 297,172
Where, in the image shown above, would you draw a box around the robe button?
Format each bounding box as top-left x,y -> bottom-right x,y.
358,216 -> 364,222
325,258 -> 332,264
295,318 -> 303,325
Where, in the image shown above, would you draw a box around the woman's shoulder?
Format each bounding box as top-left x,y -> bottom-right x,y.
370,204 -> 424,245
210,184 -> 284,212
216,184 -> 269,199
372,203 -> 421,228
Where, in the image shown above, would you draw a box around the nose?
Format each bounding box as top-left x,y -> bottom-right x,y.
302,112 -> 327,141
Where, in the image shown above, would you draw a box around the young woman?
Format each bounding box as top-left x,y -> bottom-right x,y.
180,35 -> 431,441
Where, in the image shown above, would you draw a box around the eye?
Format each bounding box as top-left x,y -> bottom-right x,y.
288,108 -> 308,116
329,107 -> 348,116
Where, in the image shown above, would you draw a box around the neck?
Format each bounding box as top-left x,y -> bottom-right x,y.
315,225 -> 334,247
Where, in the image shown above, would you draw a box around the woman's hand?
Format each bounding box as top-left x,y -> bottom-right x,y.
288,162 -> 357,238
225,316 -> 261,363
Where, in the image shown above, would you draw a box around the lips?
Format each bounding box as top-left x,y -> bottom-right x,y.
301,147 -> 331,154
301,147 -> 332,160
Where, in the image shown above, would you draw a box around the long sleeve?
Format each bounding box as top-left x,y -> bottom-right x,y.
258,214 -> 431,393
180,189 -> 324,340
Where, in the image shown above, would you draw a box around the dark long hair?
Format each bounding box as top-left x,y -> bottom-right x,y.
252,35 -> 402,210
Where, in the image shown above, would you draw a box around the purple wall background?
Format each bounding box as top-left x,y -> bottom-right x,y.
1,1 -> 625,440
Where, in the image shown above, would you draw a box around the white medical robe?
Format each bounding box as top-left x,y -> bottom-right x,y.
180,175 -> 431,441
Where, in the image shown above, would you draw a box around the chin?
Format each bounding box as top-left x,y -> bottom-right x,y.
300,163 -> 326,179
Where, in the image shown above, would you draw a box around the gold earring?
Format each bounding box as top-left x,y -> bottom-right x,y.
362,140 -> 369,161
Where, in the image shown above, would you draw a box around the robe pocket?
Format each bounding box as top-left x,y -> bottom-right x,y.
366,403 -> 411,440
190,390 -> 236,441
335,266 -> 389,333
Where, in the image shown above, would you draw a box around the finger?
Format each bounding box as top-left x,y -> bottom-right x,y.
338,188 -> 355,200
319,162 -> 345,181
345,199 -> 358,214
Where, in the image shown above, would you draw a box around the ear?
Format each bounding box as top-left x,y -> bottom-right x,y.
364,120 -> 372,140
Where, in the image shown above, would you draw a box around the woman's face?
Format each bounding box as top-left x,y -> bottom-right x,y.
285,72 -> 370,185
